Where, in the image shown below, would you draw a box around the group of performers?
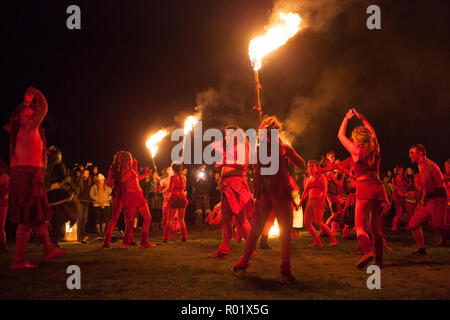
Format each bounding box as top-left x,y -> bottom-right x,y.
2,87 -> 449,285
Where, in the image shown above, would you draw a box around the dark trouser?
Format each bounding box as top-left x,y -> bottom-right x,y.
78,203 -> 89,238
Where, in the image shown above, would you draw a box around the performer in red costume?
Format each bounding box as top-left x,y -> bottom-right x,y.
0,160 -> 9,252
103,152 -> 127,248
444,159 -> 450,203
208,125 -> 253,258
109,151 -> 155,248
337,108 -> 388,269
406,145 -> 450,254
232,116 -> 306,284
164,162 -> 188,242
5,86 -> 64,270
299,160 -> 338,247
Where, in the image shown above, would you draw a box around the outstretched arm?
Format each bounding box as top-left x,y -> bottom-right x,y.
284,143 -> 306,171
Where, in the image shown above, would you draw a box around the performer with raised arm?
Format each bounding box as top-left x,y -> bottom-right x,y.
232,116 -> 306,284
208,125 -> 252,258
5,86 -> 64,270
110,151 -> 155,248
337,108 -> 388,269
299,160 -> 338,247
406,145 -> 449,254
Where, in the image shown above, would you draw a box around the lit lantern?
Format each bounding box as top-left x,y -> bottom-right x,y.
64,222 -> 78,242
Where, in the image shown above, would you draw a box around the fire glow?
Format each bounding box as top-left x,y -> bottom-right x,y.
269,219 -> 280,238
184,116 -> 198,135
146,129 -> 168,157
249,12 -> 301,71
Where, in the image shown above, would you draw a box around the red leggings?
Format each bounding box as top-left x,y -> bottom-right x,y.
104,198 -> 124,245
235,193 -> 293,274
217,196 -> 251,255
123,205 -> 151,244
164,207 -> 187,240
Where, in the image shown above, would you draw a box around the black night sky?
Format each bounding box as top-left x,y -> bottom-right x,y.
1,0 -> 449,175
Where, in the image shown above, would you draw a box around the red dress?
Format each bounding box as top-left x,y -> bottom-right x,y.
167,174 -> 188,209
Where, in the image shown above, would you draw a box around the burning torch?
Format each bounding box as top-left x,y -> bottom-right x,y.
181,115 -> 198,167
146,129 -> 168,173
249,12 -> 302,123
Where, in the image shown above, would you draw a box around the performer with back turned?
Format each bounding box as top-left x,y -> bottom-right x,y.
232,116 -> 306,283
337,108 -> 388,269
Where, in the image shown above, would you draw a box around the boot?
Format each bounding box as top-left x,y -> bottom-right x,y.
180,225 -> 187,241
259,235 -> 271,250
103,232 -> 112,248
356,235 -> 374,269
140,232 -> 156,248
37,224 -> 65,260
342,224 -> 352,239
120,234 -> 131,249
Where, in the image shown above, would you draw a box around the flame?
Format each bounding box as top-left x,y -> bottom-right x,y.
249,12 -> 301,71
146,129 -> 168,157
268,219 -> 280,238
65,222 -> 73,233
184,116 -> 198,135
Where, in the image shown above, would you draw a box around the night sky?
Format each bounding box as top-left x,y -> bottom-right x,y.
1,0 -> 449,175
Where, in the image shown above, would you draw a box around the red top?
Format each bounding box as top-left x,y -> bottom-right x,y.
353,146 -> 380,178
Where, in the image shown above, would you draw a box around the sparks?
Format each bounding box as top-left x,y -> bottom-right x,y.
249,12 -> 301,71
146,129 -> 169,157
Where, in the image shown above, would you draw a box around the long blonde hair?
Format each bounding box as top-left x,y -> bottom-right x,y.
352,126 -> 377,167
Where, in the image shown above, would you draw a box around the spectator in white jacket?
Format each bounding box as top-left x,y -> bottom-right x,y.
90,174 -> 112,234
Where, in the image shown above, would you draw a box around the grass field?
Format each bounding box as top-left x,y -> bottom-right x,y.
0,226 -> 449,300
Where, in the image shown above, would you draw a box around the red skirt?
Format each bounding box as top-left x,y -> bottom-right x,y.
9,166 -> 53,224
168,192 -> 188,209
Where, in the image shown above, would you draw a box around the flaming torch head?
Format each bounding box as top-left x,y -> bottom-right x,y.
249,12 -> 301,71
184,116 -> 198,135
146,129 -> 168,158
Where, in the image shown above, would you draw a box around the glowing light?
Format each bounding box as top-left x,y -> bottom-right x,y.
146,130 -> 168,157
184,116 -> 198,135
249,12 -> 301,71
269,219 -> 280,238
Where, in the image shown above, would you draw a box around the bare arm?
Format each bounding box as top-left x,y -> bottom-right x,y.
338,109 -> 359,161
284,143 -> 306,171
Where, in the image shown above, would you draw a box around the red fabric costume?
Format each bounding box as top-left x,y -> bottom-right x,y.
233,136 -> 305,280
121,158 -> 155,248
103,167 -> 126,247
6,87 -> 64,269
164,172 -> 188,241
209,136 -> 252,257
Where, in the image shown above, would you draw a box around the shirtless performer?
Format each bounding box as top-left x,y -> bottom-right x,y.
406,145 -> 449,255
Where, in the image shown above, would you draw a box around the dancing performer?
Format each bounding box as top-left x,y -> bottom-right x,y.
5,86 -> 64,270
0,160 -> 9,252
232,116 -> 306,283
406,145 -> 450,253
337,108 -> 388,269
444,159 -> 450,203
107,151 -> 155,248
299,160 -> 338,247
208,125 -> 253,258
164,162 -> 188,242
103,152 -> 125,248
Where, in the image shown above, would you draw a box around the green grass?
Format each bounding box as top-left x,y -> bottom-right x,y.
0,226 -> 449,299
